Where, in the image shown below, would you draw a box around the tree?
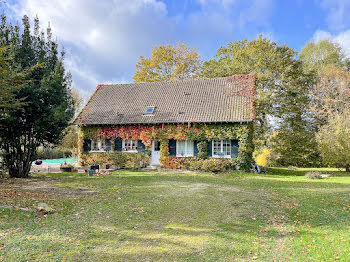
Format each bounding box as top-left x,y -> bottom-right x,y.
0,46 -> 27,121
316,112 -> 350,172
71,87 -> 84,117
0,15 -> 74,178
310,65 -> 350,126
203,36 -> 315,159
59,87 -> 84,155
269,121 -> 321,167
133,42 -> 202,82
300,39 -> 347,71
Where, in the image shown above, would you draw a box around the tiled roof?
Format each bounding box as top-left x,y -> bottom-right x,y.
75,75 -> 255,125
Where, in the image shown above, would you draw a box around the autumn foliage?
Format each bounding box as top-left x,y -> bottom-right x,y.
133,42 -> 202,82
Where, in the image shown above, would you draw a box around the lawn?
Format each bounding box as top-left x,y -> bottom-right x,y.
1,168 -> 349,261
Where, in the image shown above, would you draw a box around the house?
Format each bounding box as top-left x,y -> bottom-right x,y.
75,74 -> 255,170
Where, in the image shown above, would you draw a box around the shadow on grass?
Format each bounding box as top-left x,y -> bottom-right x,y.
267,167 -> 350,177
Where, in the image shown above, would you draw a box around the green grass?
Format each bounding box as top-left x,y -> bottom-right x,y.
1,168 -> 349,261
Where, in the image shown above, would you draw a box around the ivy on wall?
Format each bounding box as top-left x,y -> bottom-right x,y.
79,123 -> 254,170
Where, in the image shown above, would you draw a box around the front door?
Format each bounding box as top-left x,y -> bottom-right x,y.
151,140 -> 161,165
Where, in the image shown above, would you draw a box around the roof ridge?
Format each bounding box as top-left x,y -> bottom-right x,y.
99,74 -> 254,87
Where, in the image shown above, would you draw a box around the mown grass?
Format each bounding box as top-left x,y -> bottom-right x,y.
1,168 -> 349,261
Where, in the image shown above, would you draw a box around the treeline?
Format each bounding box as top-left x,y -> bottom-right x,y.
133,38 -> 350,170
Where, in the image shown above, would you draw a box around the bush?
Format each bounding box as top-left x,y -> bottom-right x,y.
37,147 -> 72,159
160,156 -> 192,169
305,171 -> 322,179
108,152 -> 128,168
80,151 -> 151,169
254,148 -> 271,167
79,153 -> 110,166
124,152 -> 151,170
189,159 -> 203,170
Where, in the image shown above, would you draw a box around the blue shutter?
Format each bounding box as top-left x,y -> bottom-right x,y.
231,140 -> 239,157
114,138 -> 122,151
169,139 -> 176,156
194,141 -> 198,156
105,139 -> 111,152
206,140 -> 212,157
83,139 -> 91,152
137,140 -> 145,152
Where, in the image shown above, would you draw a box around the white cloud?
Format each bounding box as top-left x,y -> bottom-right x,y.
9,0 -> 174,98
312,30 -> 332,42
8,0 -> 275,99
311,29 -> 350,57
320,0 -> 350,31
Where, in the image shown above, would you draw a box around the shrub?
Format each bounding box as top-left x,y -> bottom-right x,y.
108,152 -> 128,168
79,153 -> 110,166
124,153 -> 151,170
254,148 -> 271,167
160,156 -> 192,169
305,171 -> 322,179
201,159 -> 227,173
189,159 -> 203,170
80,152 -> 151,169
37,147 -> 72,159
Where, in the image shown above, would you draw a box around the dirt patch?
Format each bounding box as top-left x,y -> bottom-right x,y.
0,177 -> 98,208
19,181 -> 98,196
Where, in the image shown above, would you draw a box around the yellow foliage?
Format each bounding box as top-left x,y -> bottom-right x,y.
255,148 -> 271,167
133,42 -> 202,82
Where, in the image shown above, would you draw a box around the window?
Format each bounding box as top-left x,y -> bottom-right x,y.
176,140 -> 194,157
154,140 -> 161,151
91,139 -> 106,152
144,106 -> 155,115
212,140 -> 231,158
123,139 -> 138,152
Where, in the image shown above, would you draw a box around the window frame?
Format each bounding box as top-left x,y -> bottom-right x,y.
212,140 -> 231,158
176,140 -> 194,157
90,139 -> 106,152
122,139 -> 138,153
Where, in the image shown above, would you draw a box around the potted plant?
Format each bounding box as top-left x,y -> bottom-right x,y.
60,163 -> 74,172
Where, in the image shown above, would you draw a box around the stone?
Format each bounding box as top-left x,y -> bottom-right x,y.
36,203 -> 54,214
256,164 -> 266,174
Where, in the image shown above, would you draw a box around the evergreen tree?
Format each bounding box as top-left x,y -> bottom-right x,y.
0,15 -> 74,177
0,46 -> 27,122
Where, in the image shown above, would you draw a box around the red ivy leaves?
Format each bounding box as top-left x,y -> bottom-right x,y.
225,74 -> 256,119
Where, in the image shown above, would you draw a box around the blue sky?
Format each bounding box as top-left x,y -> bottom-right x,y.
4,0 -> 350,99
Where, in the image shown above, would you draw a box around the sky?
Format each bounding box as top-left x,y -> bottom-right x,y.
3,0 -> 350,99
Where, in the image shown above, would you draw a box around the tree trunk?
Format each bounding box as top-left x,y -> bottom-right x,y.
346,165 -> 350,173
8,162 -> 31,178
6,141 -> 35,178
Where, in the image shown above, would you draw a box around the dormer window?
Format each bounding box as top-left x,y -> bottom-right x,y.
144,106 -> 155,115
